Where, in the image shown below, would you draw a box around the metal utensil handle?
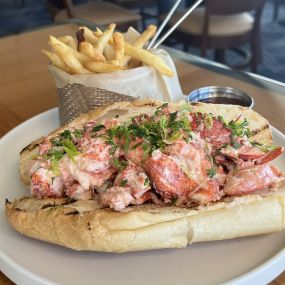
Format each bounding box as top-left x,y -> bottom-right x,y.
147,0 -> 182,49
152,0 -> 204,49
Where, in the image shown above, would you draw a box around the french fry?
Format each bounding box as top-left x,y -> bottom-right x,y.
127,25 -> 157,68
79,42 -> 106,63
94,28 -> 115,61
104,44 -> 116,62
95,23 -> 116,54
134,25 -> 157,48
44,24 -> 173,76
58,36 -> 77,50
124,43 -> 174,77
51,43 -> 90,74
113,32 -> 124,66
48,36 -> 90,64
110,60 -> 119,66
41,49 -> 70,73
78,26 -> 98,46
85,61 -> 123,73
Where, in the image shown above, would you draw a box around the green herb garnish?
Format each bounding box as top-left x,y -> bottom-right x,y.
251,142 -> 278,152
227,118 -> 251,138
171,197 -> 178,205
63,139 -> 79,160
207,167 -> 216,179
92,124 -> 105,133
204,115 -> 213,129
144,177 -> 150,187
232,141 -> 241,149
119,179 -> 128,187
73,129 -> 83,139
60,130 -> 73,140
112,158 -> 128,170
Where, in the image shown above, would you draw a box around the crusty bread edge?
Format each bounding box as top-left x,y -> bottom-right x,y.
5,191 -> 285,252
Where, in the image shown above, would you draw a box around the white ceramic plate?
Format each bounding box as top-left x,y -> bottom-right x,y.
1,109 -> 285,285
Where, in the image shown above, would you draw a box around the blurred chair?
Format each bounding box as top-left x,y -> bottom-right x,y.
273,0 -> 285,21
167,0 -> 266,72
107,0 -> 159,29
46,0 -> 141,30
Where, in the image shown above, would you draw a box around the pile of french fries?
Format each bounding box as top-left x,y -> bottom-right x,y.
42,24 -> 174,77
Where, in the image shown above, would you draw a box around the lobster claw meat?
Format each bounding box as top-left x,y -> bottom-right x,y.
255,146 -> 284,165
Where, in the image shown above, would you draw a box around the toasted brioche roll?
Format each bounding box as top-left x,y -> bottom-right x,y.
6,191 -> 285,252
19,100 -> 272,185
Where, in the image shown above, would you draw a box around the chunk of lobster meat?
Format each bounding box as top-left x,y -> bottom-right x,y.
77,137 -> 112,173
28,159 -> 47,176
114,164 -> 151,199
83,118 -> 119,134
59,156 -> 75,187
237,146 -> 266,160
255,146 -> 284,165
190,180 -> 221,205
164,140 -> 211,183
30,167 -> 64,198
39,139 -> 52,156
132,191 -> 153,205
99,186 -> 134,211
200,118 -> 232,148
221,146 -> 283,166
65,183 -> 93,200
144,149 -> 197,199
125,138 -> 145,165
60,156 -> 115,190
224,164 -> 282,196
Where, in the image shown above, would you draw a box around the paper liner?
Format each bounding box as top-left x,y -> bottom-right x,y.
48,27 -> 184,126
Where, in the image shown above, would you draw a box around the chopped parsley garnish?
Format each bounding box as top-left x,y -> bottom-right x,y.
60,130 -> 73,140
119,179 -> 128,187
112,158 -> 128,170
207,167 -> 216,179
171,197 -> 178,205
46,137 -> 80,174
63,139 -> 79,160
232,141 -> 241,149
46,149 -> 65,175
92,124 -> 105,133
227,118 -> 251,138
47,149 -> 65,161
102,106 -> 193,155
50,129 -> 83,146
131,141 -> 143,150
144,177 -> 150,186
251,142 -> 278,152
73,129 -> 83,138
109,145 -> 117,155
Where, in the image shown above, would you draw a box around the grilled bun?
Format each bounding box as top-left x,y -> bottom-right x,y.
6,192 -> 285,252
6,100 -> 281,253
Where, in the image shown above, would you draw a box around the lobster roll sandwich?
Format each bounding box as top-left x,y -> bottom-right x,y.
5,100 -> 285,252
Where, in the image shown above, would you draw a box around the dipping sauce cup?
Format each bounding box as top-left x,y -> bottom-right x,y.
188,86 -> 254,108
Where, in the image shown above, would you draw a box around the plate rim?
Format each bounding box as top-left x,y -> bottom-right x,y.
1,109 -> 285,285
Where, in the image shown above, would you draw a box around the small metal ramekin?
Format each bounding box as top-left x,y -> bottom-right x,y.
187,86 -> 254,108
